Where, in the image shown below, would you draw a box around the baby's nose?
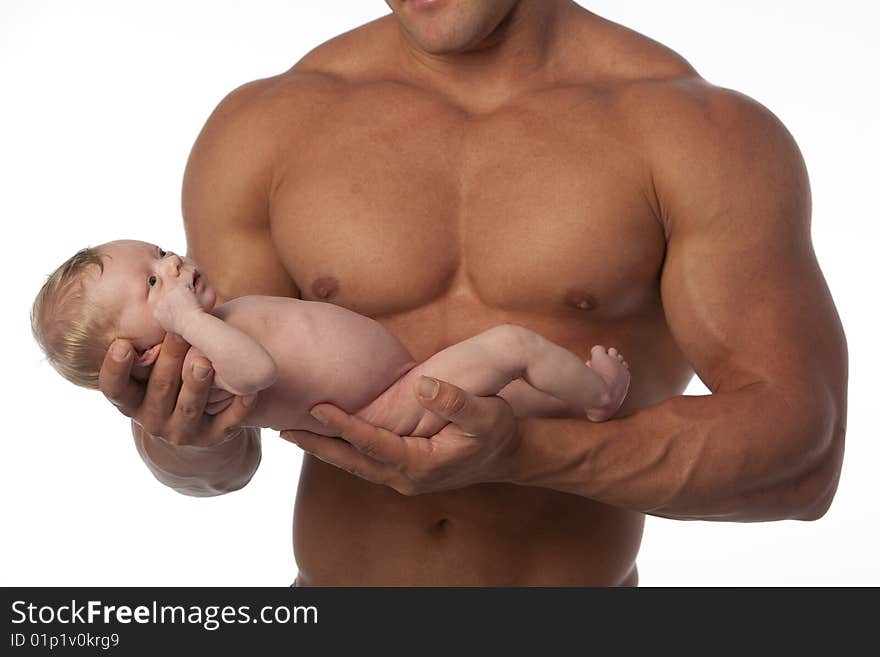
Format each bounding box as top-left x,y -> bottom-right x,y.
161,254 -> 183,276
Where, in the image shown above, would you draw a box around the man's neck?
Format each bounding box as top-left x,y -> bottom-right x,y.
394,0 -> 579,110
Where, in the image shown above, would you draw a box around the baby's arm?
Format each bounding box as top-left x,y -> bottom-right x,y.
155,286 -> 277,396
178,312 -> 277,395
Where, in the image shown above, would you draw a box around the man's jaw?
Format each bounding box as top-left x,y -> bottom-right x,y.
192,270 -> 217,310
401,0 -> 446,8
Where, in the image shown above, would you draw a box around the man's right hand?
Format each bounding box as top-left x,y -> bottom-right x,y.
98,333 -> 256,447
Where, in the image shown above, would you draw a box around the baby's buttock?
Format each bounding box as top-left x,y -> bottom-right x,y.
353,362 -> 453,437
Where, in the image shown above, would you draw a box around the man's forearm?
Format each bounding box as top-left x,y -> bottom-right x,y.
507,384 -> 844,522
132,421 -> 262,497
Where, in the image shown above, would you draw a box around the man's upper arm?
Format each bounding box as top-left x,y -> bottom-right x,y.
182,79 -> 300,302
648,81 -> 846,448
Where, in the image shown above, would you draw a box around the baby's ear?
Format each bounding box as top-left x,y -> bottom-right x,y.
135,343 -> 162,367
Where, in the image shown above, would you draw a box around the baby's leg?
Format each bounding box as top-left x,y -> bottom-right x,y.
413,324 -> 629,425
356,324 -> 629,437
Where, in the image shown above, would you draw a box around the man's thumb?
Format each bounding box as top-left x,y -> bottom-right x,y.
416,376 -> 470,421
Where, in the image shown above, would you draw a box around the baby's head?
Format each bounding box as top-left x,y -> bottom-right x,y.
32,240 -> 216,389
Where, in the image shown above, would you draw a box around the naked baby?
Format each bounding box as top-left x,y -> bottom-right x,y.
32,240 -> 630,438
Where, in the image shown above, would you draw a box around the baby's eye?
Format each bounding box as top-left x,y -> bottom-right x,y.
148,275 -> 157,287
159,249 -> 167,257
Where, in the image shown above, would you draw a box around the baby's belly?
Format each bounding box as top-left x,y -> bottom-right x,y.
222,296 -> 419,433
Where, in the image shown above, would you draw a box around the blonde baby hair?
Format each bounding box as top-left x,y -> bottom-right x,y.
31,247 -> 116,389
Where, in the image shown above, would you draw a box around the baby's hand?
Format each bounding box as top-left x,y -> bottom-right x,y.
154,279 -> 203,335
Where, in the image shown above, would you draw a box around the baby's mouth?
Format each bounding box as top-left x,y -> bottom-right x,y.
192,271 -> 201,290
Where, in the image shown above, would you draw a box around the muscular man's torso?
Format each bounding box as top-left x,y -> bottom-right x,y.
206,11 -> 701,585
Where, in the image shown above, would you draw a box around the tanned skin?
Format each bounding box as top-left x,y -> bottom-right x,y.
99,0 -> 847,586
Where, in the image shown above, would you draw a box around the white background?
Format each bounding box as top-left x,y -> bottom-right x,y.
2,1 -> 877,586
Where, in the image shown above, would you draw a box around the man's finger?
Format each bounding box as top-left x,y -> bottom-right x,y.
142,333 -> 189,423
172,357 -> 215,435
97,339 -> 142,415
309,403 -> 410,465
414,377 -> 496,435
280,429 -> 307,445
285,429 -> 393,486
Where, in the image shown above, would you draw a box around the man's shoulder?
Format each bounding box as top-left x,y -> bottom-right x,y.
617,78 -> 807,238
583,20 -> 792,169
204,16 -> 392,133
617,75 -> 797,175
574,11 -> 698,87
572,13 -> 784,145
292,15 -> 395,80
573,15 -> 807,228
621,75 -> 803,200
205,71 -> 343,134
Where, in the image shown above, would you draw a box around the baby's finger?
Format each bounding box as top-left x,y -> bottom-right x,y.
98,339 -> 142,415
204,393 -> 258,447
208,388 -> 234,404
205,398 -> 234,415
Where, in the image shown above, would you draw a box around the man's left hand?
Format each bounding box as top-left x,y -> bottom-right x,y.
280,377 -> 520,495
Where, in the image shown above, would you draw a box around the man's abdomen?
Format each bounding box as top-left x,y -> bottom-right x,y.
292,455 -> 644,586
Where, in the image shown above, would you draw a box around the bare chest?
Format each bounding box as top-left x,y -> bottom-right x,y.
270,83 -> 666,337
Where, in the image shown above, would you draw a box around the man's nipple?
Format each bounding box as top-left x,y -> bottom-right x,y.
565,289 -> 599,311
311,275 -> 339,300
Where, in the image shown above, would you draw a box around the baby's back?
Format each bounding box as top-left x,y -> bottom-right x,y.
215,296 -> 416,433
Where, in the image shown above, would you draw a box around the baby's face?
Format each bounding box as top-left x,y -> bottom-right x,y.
89,240 -> 217,351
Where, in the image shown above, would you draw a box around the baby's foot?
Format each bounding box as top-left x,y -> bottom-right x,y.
585,345 -> 630,422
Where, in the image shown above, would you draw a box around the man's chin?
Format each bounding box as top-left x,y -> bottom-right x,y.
202,289 -> 218,311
